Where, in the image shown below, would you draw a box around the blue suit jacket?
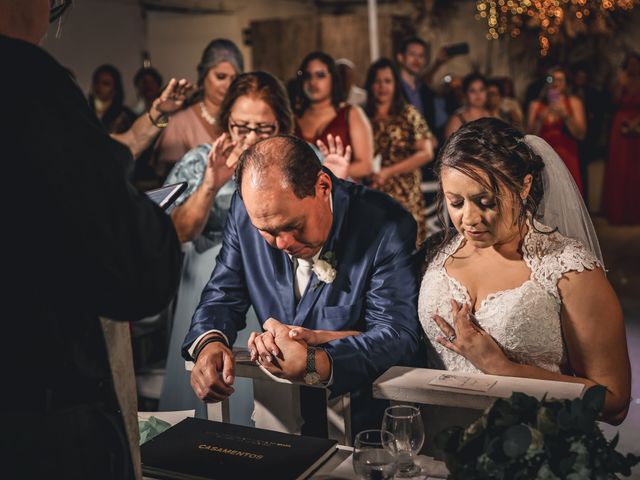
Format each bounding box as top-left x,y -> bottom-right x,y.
183,170 -> 421,398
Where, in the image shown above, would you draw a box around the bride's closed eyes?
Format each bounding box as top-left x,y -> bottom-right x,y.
446,193 -> 497,210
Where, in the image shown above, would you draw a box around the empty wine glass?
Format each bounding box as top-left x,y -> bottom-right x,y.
381,405 -> 425,477
353,429 -> 397,480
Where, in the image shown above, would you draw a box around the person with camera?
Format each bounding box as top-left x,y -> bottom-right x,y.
396,37 -> 462,146
527,66 -> 586,194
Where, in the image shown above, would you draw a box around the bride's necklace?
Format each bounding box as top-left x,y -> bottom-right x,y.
199,101 -> 216,126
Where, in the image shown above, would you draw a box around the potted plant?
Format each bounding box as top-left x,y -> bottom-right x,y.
435,386 -> 639,479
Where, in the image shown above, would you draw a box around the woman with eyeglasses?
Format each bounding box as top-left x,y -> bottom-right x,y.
294,51 -> 374,180
152,38 -> 244,181
159,72 -> 293,412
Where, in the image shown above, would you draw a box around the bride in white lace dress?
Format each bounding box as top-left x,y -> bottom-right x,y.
419,118 -> 631,424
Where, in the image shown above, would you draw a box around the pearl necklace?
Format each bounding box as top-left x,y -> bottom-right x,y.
199,101 -> 216,125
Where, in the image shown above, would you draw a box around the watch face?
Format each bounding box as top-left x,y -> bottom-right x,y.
304,372 -> 321,385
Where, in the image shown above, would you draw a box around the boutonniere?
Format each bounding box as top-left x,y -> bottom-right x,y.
312,251 -> 337,288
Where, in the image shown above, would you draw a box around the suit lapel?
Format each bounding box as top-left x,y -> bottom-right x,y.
293,170 -> 351,326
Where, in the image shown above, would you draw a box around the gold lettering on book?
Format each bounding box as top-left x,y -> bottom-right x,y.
198,444 -> 264,460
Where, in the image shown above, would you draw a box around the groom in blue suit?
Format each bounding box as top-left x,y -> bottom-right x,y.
183,135 -> 420,435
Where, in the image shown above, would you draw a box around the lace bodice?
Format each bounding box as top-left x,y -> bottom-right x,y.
418,224 -> 602,374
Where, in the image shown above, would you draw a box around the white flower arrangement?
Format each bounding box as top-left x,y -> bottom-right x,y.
312,251 -> 337,285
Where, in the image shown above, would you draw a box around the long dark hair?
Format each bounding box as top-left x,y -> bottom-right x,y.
428,117 -> 546,257
294,51 -> 343,117
88,64 -> 126,130
218,71 -> 294,135
364,57 -> 406,118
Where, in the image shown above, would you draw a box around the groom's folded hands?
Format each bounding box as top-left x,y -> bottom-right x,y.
190,333 -> 236,403
248,318 -> 331,382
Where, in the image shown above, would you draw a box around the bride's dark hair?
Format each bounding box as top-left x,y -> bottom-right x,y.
422,118 -> 546,268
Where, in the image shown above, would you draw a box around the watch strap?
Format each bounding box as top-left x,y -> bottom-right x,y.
306,346 -> 317,375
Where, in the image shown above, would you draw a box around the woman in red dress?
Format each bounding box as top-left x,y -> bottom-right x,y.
293,51 -> 373,180
527,67 -> 587,194
603,52 -> 640,225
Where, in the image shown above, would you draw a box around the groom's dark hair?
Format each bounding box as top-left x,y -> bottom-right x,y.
236,134 -> 322,199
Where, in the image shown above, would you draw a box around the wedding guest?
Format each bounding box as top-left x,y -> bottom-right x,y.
133,66 -> 163,115
185,135 -> 421,437
88,64 -> 135,134
396,36 -> 451,145
106,77 -> 194,183
336,57 -> 367,107
1,1 -> 181,478
419,118 -> 630,425
364,58 -> 434,245
444,72 -> 491,139
130,67 -> 171,190
486,78 -> 521,128
527,66 -> 586,193
152,38 -> 243,180
498,76 -> 524,128
294,51 -> 373,179
571,62 -> 608,201
603,52 -> 640,225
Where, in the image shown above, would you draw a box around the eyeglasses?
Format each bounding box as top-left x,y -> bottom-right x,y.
50,0 -> 72,23
229,118 -> 277,137
298,70 -> 329,81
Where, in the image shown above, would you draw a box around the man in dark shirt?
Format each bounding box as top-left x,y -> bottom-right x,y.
0,1 -> 181,478
396,36 -> 452,146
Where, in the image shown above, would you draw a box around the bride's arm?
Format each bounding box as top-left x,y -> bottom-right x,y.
490,268 -> 630,425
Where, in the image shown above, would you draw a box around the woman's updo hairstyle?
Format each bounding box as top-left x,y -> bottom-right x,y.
434,117 -> 546,246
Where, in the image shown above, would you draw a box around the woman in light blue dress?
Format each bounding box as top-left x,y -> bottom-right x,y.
159,72 -> 295,420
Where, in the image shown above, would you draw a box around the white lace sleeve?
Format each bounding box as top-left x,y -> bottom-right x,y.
529,231 -> 603,301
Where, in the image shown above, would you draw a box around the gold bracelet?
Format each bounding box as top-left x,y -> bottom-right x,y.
147,110 -> 169,128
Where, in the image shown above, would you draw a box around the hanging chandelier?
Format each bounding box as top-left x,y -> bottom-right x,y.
475,0 -> 639,56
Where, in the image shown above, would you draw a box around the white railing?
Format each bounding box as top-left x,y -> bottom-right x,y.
185,347 -> 352,446
185,358 -> 586,455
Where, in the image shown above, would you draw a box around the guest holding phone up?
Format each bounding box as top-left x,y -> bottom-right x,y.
527,66 -> 587,194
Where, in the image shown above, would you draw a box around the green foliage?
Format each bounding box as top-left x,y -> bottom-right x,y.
434,386 -> 639,479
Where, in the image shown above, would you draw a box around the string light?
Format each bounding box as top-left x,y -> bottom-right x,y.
476,0 -> 638,55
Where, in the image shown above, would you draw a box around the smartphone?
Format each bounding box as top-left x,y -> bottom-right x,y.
444,42 -> 470,57
145,182 -> 187,210
547,89 -> 561,104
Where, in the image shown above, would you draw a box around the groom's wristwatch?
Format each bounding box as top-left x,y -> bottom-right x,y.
303,346 -> 321,385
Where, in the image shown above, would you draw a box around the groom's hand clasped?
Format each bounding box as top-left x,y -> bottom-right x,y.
248,318 -> 332,382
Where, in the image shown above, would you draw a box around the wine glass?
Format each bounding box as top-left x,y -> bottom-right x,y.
381,405 -> 425,477
353,429 -> 397,480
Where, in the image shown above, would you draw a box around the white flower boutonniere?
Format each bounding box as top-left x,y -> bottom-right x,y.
312,251 -> 337,286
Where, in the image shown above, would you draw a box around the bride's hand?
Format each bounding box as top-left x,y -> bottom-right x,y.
432,300 -> 511,374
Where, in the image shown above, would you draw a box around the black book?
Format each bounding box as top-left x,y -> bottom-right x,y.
141,417 -> 338,480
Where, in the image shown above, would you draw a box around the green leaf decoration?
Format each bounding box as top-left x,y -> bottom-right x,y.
582,385 -> 606,413
502,424 -> 532,458
434,389 -> 637,479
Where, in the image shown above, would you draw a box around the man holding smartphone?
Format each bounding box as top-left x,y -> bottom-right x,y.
395,36 -> 455,146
